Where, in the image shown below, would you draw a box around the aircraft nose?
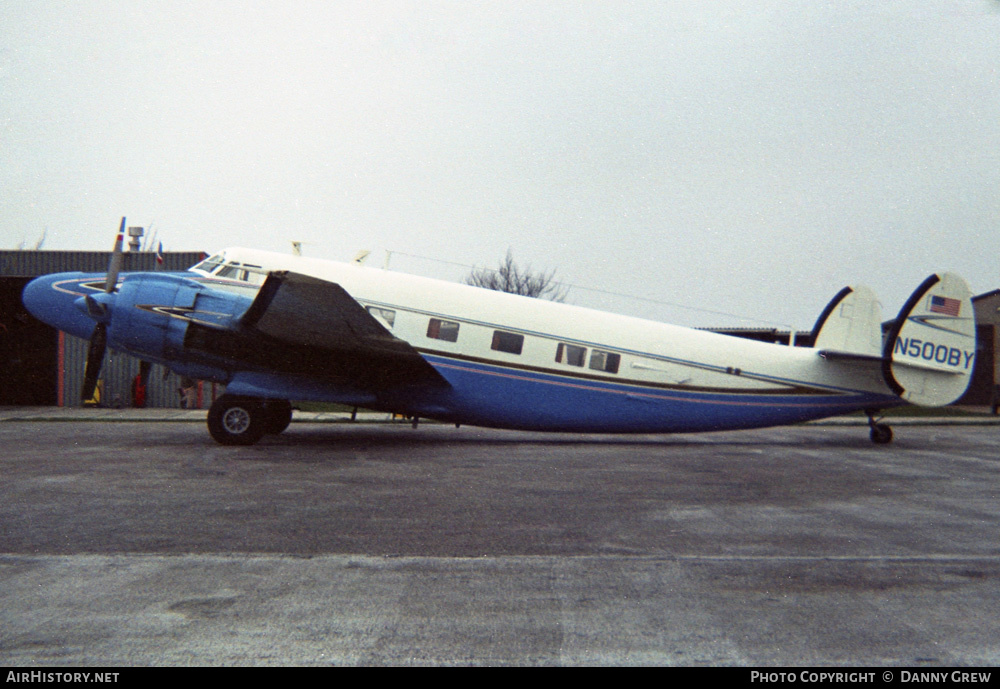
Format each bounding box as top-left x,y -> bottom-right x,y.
22,272 -> 101,340
22,274 -> 61,323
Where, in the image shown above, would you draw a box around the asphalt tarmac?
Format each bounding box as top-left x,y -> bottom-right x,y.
1,411 -> 999,666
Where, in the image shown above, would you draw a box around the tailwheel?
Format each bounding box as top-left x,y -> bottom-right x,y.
866,410 -> 893,445
208,394 -> 267,446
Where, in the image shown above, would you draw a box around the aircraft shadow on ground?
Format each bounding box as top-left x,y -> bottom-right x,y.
197,422 -> 884,453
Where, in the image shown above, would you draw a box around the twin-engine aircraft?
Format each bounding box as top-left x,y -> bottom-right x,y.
22,219 -> 977,445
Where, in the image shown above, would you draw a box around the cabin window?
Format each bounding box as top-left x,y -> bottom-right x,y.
427,318 -> 460,342
215,265 -> 238,279
555,343 -> 587,367
367,306 -> 396,329
491,330 -> 524,355
589,349 -> 621,374
242,264 -> 265,284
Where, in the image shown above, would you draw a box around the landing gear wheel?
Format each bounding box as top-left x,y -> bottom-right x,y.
263,399 -> 293,435
865,409 -> 893,445
208,395 -> 267,446
870,423 -> 893,445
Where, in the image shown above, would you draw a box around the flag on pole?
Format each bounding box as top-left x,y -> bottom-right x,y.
156,242 -> 164,267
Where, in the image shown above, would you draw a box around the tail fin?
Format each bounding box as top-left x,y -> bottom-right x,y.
812,285 -> 883,357
883,273 -> 976,407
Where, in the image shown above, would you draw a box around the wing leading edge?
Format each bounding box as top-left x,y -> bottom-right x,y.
186,271 -> 448,391
243,271 -> 399,350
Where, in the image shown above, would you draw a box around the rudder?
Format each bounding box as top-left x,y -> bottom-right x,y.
883,273 -> 976,407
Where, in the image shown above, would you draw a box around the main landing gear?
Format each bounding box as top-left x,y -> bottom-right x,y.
207,394 -> 292,446
866,409 -> 893,445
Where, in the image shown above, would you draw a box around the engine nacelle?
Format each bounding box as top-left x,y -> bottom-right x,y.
107,274 -> 254,374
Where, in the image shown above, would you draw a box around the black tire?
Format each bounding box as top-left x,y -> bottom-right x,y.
263,399 -> 293,435
870,423 -> 893,445
208,395 -> 267,446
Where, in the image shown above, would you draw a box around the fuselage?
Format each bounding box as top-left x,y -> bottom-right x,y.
23,247 -> 901,433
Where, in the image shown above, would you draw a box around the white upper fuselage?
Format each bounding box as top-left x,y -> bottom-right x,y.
188,247 -> 890,401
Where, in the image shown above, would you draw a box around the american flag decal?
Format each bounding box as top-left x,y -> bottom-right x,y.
929,295 -> 961,317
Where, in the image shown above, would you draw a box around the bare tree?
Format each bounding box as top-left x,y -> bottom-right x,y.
465,249 -> 569,301
14,229 -> 47,250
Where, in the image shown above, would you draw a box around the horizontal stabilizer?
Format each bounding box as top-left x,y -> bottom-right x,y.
882,273 -> 976,406
812,285 -> 883,358
816,349 -> 882,364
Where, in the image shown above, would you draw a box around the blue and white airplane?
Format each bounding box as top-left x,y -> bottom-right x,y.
22,219 -> 977,445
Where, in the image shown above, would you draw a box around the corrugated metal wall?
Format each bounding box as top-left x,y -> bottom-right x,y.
0,250 -> 205,277
2,250 -> 216,408
58,332 -> 222,409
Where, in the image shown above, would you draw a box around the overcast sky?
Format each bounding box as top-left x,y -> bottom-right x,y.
2,1 -> 999,329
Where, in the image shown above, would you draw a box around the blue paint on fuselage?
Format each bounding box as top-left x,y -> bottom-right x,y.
22,272 -> 105,341
404,354 -> 901,433
22,269 -> 248,374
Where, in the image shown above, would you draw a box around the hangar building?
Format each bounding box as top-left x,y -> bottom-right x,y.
963,289 -> 1000,407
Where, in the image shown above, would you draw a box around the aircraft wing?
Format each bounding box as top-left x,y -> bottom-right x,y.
234,271 -> 448,390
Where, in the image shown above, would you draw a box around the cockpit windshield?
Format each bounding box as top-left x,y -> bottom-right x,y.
190,253 -> 225,274
190,253 -> 266,285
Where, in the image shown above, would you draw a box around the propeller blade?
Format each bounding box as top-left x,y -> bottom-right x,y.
81,322 -> 108,403
79,217 -> 127,403
104,217 -> 126,293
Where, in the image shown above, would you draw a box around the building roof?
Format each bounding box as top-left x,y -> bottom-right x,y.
0,250 -> 207,277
